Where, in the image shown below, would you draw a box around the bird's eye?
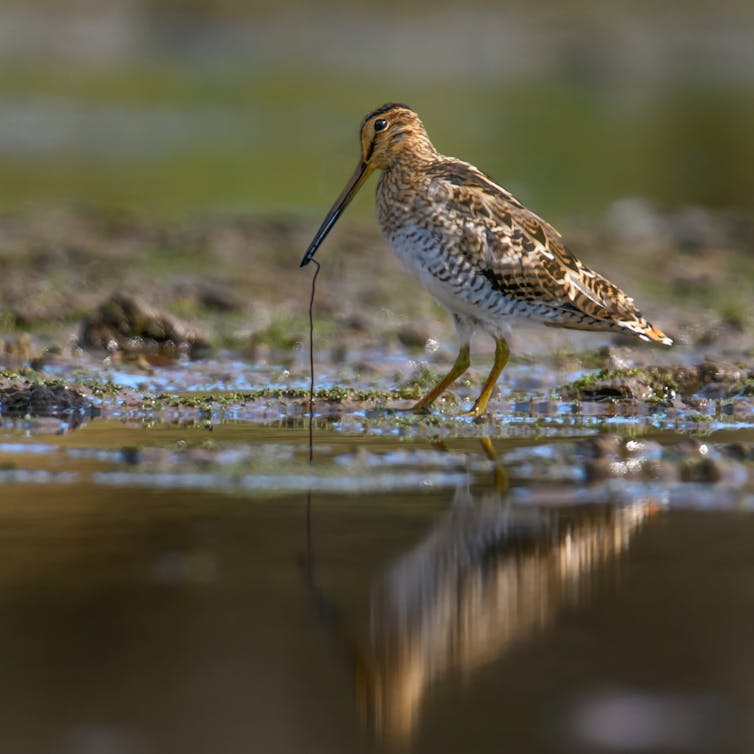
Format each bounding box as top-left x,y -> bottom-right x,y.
374,119 -> 388,132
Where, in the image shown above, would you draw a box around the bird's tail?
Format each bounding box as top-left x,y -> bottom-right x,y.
619,318 -> 673,346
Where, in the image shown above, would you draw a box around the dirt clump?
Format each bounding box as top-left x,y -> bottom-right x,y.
563,362 -> 753,403
80,292 -> 210,360
0,381 -> 99,426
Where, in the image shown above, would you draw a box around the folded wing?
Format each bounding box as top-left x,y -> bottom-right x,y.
426,160 -> 672,344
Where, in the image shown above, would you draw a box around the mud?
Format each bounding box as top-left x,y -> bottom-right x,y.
0,203 -> 752,481
80,291 -> 210,360
0,380 -> 99,428
1,204 -> 753,360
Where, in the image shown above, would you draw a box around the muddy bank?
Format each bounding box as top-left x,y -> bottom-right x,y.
0,204 -> 752,432
0,204 -> 753,361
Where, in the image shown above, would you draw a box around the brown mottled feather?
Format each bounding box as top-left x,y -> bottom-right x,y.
302,103 -> 671,415
423,159 -> 662,337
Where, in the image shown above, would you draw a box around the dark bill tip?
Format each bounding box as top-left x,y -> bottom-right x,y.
299,206 -> 341,267
299,160 -> 369,270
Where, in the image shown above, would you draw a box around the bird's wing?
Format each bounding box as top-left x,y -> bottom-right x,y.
425,159 -> 644,326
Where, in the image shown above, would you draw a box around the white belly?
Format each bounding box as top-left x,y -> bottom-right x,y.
383,222 -> 519,330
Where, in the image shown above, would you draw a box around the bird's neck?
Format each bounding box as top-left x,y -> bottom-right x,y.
385,134 -> 440,174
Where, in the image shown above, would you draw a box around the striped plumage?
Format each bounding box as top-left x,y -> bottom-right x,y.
301,103 -> 672,415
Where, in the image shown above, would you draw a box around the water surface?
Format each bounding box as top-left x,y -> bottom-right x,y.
1,405 -> 752,753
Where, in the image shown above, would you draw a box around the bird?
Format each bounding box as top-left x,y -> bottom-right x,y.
300,103 -> 672,416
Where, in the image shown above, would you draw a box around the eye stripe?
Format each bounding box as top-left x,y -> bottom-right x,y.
365,138 -> 377,162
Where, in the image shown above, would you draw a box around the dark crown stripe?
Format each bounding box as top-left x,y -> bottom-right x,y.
362,102 -> 412,125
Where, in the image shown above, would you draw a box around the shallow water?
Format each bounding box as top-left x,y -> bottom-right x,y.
1,396 -> 753,754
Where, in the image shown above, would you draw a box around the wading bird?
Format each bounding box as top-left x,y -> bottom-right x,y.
301,103 -> 671,415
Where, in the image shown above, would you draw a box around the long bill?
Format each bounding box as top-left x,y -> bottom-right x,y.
300,160 -> 373,267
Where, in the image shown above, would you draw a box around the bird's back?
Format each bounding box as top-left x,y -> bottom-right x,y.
377,154 -> 671,345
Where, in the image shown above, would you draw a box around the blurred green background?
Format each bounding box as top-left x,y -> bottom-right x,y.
2,0 -> 753,221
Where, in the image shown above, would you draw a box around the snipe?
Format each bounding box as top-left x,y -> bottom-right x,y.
301,103 -> 672,415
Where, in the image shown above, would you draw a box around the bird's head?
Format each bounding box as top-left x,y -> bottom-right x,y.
357,103 -> 432,170
300,103 -> 433,267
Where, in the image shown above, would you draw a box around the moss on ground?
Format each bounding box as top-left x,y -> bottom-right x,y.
562,362 -> 753,403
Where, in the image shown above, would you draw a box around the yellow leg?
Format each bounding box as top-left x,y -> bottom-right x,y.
467,337 -> 510,416
479,436 -> 509,492
479,436 -> 497,461
412,344 -> 470,413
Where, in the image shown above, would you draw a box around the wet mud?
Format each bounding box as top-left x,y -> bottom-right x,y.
0,204 -> 753,469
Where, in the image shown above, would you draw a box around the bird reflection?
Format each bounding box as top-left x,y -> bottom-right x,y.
303,445 -> 660,745
357,489 -> 657,742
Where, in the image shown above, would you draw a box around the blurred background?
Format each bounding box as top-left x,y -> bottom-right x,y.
2,0 -> 754,222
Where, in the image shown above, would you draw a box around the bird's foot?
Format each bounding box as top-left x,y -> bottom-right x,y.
464,403 -> 488,418
410,396 -> 435,414
412,404 -> 433,415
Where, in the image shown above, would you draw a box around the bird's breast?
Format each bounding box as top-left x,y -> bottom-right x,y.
378,217 -> 514,325
377,172 -> 526,325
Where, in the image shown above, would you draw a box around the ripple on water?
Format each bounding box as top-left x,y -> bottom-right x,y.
90,469 -> 470,494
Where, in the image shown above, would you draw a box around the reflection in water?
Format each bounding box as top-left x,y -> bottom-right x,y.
352,484 -> 659,744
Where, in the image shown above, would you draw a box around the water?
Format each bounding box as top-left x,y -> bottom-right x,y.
1,407 -> 753,754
